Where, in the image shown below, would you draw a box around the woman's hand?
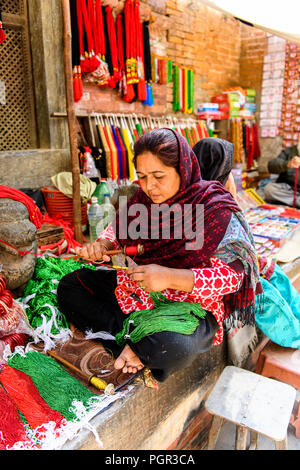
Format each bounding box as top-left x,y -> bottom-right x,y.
74,239 -> 113,262
127,264 -> 172,292
127,264 -> 195,293
287,156 -> 300,169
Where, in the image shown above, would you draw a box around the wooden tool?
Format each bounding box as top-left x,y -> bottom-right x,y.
102,244 -> 144,256
70,244 -> 144,258
47,350 -> 115,395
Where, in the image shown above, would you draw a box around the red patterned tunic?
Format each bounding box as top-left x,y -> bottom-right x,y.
98,224 -> 244,345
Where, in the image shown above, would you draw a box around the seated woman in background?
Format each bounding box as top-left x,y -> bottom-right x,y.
193,137 -> 300,350
192,137 -> 237,198
57,130 -> 262,382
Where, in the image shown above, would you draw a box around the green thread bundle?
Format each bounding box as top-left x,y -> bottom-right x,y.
21,257 -> 96,334
167,59 -> 173,83
172,64 -> 180,111
187,69 -> 194,113
8,351 -> 96,422
115,292 -> 207,345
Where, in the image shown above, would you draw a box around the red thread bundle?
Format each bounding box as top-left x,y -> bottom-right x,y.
0,385 -> 30,450
0,274 -> 29,354
0,290 -> 13,316
0,185 -> 43,229
0,365 -> 66,437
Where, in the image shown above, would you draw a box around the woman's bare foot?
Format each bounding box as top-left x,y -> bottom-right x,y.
114,344 -> 144,374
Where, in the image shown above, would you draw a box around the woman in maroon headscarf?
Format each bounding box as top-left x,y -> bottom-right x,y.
57,129 -> 261,381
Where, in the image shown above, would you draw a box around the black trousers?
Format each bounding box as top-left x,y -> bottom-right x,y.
57,268 -> 219,381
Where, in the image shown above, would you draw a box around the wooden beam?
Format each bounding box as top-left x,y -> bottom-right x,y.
61,0 -> 83,243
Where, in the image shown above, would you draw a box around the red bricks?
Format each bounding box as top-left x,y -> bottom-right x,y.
167,406 -> 213,450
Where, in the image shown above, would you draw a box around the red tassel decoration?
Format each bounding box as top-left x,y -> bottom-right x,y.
105,6 -> 121,88
0,365 -> 66,439
73,65 -> 83,103
137,79 -> 147,101
122,83 -> 135,102
77,0 -> 99,73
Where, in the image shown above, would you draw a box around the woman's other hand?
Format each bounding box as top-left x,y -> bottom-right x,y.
74,239 -> 113,262
127,264 -> 171,292
225,172 -> 237,200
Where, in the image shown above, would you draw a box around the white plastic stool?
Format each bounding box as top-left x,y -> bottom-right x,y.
205,366 -> 296,450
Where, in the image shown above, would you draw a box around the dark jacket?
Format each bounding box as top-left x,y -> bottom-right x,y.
268,145 -> 300,190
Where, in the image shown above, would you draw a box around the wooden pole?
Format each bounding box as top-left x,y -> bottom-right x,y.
61,0 -> 83,243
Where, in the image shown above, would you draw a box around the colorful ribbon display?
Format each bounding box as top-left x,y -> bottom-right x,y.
84,113 -> 208,181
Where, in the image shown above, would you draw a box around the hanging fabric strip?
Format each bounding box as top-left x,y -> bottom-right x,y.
95,0 -> 105,60
141,20 -> 153,106
70,0 -> 83,102
121,123 -> 135,180
77,0 -> 99,73
115,124 -> 128,180
116,13 -> 126,97
104,5 -> 121,89
111,120 -> 123,180
135,1 -> 147,102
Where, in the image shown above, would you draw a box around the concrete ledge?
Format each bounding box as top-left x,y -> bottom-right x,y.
62,343 -> 226,450
0,149 -> 71,189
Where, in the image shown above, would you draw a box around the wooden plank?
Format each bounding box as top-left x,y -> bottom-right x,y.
235,425 -> 248,450
207,415 -> 224,450
205,366 -> 296,442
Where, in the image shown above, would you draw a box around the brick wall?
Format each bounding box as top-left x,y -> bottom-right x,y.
74,0 -> 267,118
166,1 -> 242,109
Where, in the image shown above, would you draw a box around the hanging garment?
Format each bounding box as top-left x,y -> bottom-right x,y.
96,122 -> 112,178
142,20 -> 153,106
91,147 -> 107,178
86,0 -> 110,87
115,125 -> 128,180
101,125 -> 114,178
111,124 -> 124,180
105,123 -> 119,180
120,120 -> 136,181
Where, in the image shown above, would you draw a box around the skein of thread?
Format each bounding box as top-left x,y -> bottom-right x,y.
2,333 -> 28,349
0,273 -> 13,316
0,290 -> 13,315
0,274 -> 29,354
0,385 -> 31,450
0,334 -> 29,359
0,273 -> 6,294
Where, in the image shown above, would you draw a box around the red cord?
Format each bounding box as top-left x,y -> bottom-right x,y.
293,167 -> 298,208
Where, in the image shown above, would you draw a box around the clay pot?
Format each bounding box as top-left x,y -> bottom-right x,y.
0,198 -> 37,293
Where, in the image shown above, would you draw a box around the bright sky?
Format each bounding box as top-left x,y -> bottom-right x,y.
202,0 -> 300,38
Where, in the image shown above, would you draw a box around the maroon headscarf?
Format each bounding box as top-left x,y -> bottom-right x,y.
115,129 -> 241,269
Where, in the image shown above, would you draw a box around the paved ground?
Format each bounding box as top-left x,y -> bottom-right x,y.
214,420 -> 300,450
213,390 -> 300,450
